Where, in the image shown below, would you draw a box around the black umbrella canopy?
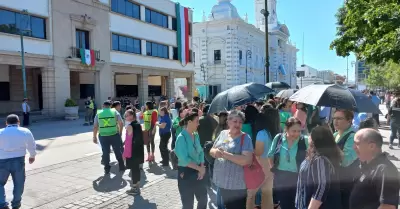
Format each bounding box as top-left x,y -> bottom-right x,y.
289,84 -> 381,114
265,82 -> 291,89
276,89 -> 298,98
208,83 -> 274,114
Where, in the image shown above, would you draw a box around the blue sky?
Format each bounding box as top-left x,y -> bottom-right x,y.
173,0 -> 356,80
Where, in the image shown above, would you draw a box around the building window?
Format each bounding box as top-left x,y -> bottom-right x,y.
0,9 -> 46,39
145,8 -> 168,28
112,34 -> 141,54
214,50 -> 221,63
116,85 -> 138,97
146,41 -> 168,59
173,47 -> 178,60
188,23 -> 192,36
172,17 -> 177,31
239,50 -> 243,65
111,0 -> 140,19
0,82 -> 10,101
80,84 -> 95,99
76,30 -> 90,49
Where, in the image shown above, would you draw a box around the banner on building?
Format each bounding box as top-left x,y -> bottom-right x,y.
175,3 -> 189,66
80,49 -> 96,67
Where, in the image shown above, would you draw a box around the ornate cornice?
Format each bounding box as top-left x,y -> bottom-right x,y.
70,14 -> 97,26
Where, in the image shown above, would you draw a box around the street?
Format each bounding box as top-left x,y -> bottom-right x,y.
3,104 -> 399,208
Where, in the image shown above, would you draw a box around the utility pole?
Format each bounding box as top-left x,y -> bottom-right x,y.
200,63 -> 207,101
20,9 -> 30,98
261,3 -> 270,83
346,56 -> 349,85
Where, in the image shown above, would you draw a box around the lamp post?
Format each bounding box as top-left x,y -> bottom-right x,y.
200,63 -> 207,101
261,8 -> 270,83
20,9 -> 30,98
245,50 -> 252,83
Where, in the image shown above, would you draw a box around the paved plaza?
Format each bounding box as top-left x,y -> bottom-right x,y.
3,105 -> 400,209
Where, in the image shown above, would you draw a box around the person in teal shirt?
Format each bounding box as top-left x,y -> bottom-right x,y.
332,109 -> 357,209
267,117 -> 309,209
174,110 -> 207,209
277,102 -> 292,131
248,108 -> 281,209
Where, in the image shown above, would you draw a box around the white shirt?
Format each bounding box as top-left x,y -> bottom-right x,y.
0,125 -> 36,159
22,102 -> 30,113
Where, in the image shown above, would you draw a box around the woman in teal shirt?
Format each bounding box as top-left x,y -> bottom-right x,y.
332,109 -> 357,209
174,110 -> 207,209
267,117 -> 309,209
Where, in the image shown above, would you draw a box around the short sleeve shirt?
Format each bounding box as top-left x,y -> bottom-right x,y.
256,129 -> 272,158
349,153 -> 400,209
212,130 -> 254,190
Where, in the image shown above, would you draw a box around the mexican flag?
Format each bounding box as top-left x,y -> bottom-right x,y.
80,49 -> 95,66
175,3 -> 189,65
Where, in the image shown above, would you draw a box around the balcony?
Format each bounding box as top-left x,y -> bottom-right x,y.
207,60 -> 226,66
66,47 -> 104,71
70,47 -> 101,61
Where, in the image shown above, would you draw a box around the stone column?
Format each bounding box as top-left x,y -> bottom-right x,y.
138,71 -> 149,105
94,71 -> 101,105
186,73 -> 194,101
167,72 -> 175,99
41,67 -> 56,116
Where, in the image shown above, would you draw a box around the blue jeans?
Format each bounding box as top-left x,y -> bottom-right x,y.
99,134 -> 124,172
390,121 -> 400,145
0,157 -> 25,208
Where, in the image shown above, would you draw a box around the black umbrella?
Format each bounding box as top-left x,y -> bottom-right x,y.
265,82 -> 291,89
276,89 -> 298,98
289,84 -> 381,114
208,83 -> 274,114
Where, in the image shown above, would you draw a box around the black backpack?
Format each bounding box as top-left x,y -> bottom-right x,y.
204,141 -> 215,165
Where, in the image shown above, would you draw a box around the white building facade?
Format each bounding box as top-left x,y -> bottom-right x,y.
0,0 -> 194,116
192,0 -> 298,99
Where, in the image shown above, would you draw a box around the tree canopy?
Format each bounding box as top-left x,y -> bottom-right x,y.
330,0 -> 400,65
366,61 -> 400,89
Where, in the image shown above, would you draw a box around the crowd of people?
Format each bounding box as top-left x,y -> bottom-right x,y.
1,89 -> 400,209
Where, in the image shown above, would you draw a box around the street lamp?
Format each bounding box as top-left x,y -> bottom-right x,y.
200,63 -> 207,101
261,8 -> 270,83
20,9 -> 30,99
245,50 -> 252,83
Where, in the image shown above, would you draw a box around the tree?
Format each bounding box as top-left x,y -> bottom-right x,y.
366,61 -> 400,89
330,0 -> 400,65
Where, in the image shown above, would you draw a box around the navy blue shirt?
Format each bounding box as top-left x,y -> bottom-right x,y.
159,115 -> 171,135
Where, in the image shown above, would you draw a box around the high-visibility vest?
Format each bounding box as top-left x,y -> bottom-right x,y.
89,100 -> 94,109
143,109 -> 157,131
97,108 -> 118,136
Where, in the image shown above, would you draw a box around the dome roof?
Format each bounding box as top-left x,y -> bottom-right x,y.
209,0 -> 241,21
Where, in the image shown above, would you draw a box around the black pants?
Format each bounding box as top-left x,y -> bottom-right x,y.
159,132 -> 171,164
130,162 -> 141,184
99,134 -> 124,172
219,188 -> 247,209
373,113 -> 380,126
22,113 -> 29,126
273,170 -> 298,209
177,166 -> 207,209
171,128 -> 177,150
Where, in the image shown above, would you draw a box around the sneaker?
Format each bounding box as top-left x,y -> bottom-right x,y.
389,144 -> 394,149
126,187 -> 140,196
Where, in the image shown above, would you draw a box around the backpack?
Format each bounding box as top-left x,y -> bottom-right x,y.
336,131 -> 355,151
204,141 -> 215,165
271,133 -> 306,172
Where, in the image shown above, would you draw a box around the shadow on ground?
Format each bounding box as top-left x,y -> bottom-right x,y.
128,196 -> 157,209
93,163 -> 128,193
29,119 -> 92,140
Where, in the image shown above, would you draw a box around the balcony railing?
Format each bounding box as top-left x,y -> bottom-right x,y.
70,47 -> 101,61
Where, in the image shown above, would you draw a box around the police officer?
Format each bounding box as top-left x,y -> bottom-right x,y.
93,100 -> 125,174
84,96 -> 94,126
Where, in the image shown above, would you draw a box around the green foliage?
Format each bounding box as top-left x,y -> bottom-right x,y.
366,61 -> 400,90
330,0 -> 400,65
64,98 -> 77,107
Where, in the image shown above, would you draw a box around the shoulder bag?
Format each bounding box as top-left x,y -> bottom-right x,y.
240,134 -> 265,189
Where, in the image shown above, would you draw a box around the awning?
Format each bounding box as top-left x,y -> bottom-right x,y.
279,64 -> 287,75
